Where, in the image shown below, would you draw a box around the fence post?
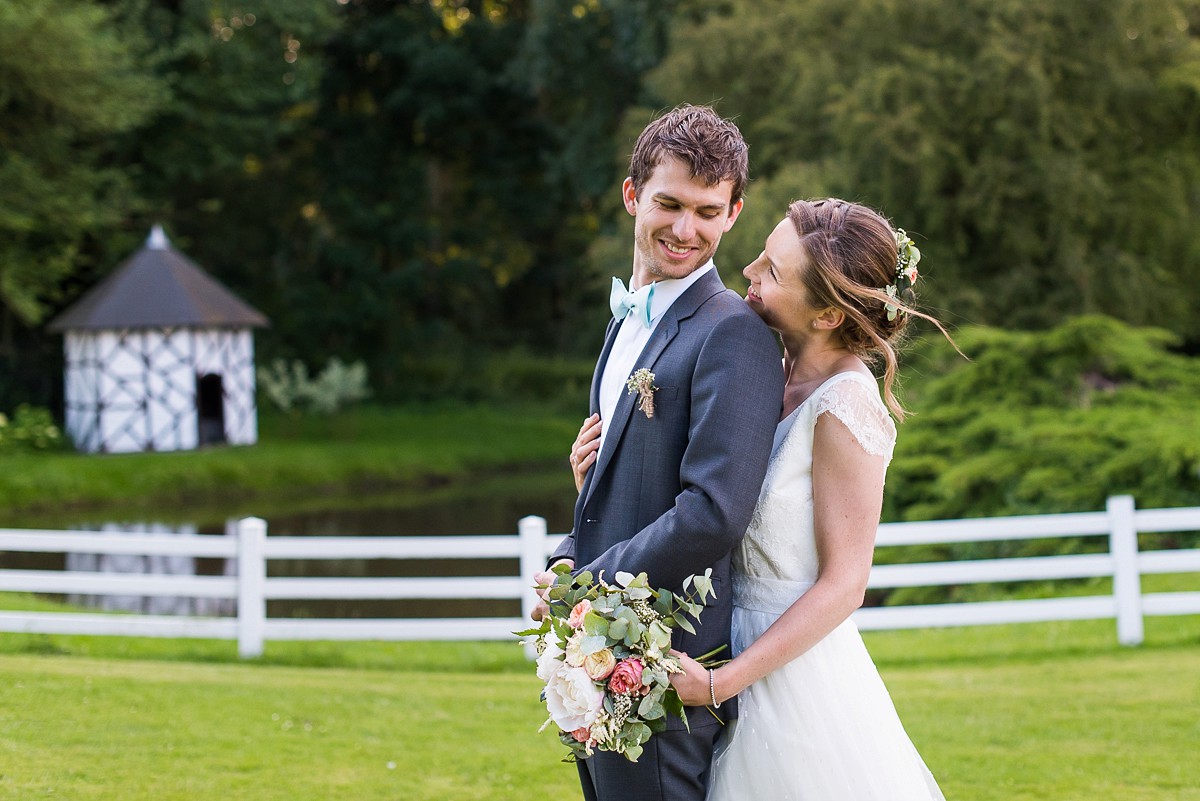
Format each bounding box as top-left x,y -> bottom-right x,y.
236,517 -> 267,658
518,515 -> 548,659
1107,495 -> 1143,646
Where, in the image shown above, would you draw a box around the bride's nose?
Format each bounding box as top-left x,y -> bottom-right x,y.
743,257 -> 760,280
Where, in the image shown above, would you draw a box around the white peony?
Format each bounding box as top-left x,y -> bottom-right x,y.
544,664 -> 605,733
535,635 -> 565,683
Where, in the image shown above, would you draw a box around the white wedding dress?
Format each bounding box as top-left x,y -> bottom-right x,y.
708,372 -> 945,801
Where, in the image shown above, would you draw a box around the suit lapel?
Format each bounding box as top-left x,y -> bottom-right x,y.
582,269 -> 727,508
590,318 -> 620,414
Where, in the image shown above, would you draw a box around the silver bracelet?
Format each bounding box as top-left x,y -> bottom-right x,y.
709,669 -> 721,709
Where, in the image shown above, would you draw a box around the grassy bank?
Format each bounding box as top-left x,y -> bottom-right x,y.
0,403 -> 579,519
1,614 -> 1198,800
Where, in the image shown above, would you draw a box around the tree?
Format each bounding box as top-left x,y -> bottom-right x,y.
638,0 -> 1200,339
121,0 -> 337,348
0,0 -> 165,398
304,0 -> 675,396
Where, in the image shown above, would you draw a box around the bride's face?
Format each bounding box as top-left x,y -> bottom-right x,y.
742,218 -> 818,334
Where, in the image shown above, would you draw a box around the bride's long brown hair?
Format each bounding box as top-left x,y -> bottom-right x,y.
786,198 -> 955,421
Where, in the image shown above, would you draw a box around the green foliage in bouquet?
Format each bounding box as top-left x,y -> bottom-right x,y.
517,567 -> 719,763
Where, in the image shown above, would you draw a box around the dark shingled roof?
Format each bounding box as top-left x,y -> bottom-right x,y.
48,226 -> 268,332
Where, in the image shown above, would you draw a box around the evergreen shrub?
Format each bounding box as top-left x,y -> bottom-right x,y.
878,315 -> 1200,604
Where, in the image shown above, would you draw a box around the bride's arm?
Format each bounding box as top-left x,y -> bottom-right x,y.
672,412 -> 886,705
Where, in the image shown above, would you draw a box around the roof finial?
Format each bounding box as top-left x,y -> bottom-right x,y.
147,224 -> 170,250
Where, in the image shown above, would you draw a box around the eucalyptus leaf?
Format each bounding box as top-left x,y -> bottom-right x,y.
649,620 -> 672,649
583,611 -> 609,637
628,722 -> 652,742
581,634 -> 608,656
638,695 -> 665,720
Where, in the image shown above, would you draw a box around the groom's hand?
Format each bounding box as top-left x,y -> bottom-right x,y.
530,560 -> 574,621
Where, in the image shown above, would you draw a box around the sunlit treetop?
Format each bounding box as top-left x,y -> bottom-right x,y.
427,0 -> 515,32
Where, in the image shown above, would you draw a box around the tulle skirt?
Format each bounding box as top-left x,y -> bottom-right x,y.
708,593 -> 945,801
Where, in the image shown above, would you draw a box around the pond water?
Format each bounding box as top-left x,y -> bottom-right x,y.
2,469 -> 578,620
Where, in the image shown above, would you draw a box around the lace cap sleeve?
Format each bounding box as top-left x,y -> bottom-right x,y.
813,374 -> 897,462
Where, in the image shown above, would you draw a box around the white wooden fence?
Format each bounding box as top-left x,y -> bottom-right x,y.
1,495 -> 1198,658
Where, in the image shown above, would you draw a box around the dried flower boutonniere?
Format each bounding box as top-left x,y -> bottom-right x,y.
626,368 -> 658,419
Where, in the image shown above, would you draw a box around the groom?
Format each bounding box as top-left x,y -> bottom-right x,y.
540,105 -> 784,801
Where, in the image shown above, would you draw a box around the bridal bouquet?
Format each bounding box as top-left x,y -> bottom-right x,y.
518,567 -> 717,763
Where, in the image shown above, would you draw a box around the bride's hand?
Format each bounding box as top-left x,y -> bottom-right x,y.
669,650 -> 715,707
569,413 -> 602,492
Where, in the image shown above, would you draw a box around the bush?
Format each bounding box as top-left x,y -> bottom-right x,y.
257,357 -> 371,415
0,404 -> 66,452
382,350 -> 593,412
875,315 -> 1200,604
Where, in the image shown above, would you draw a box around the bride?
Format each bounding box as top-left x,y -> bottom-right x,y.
572,198 -> 950,800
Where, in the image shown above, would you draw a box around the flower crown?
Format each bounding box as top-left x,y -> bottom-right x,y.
883,229 -> 921,321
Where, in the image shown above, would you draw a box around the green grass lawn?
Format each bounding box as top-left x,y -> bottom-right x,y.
2,613 -> 1198,800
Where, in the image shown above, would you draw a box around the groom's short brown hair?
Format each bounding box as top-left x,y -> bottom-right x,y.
628,104 -> 749,203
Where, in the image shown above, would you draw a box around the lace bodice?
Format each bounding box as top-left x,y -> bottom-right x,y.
735,372 -> 896,586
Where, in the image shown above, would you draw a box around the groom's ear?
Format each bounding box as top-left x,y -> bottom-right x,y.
722,197 -> 744,231
622,177 -> 638,216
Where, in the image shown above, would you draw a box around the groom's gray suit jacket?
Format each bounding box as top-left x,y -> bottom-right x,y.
551,268 -> 784,730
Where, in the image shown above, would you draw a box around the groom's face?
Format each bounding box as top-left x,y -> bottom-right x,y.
623,156 -> 743,288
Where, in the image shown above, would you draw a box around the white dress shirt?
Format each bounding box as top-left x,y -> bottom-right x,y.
597,261 -> 716,454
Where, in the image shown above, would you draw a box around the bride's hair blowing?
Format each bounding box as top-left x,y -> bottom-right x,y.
786,198 -> 955,421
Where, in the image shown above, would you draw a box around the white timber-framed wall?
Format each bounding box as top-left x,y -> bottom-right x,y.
63,327 -> 258,453
49,225 -> 267,453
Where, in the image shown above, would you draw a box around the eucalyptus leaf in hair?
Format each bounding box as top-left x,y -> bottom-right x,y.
885,229 -> 921,321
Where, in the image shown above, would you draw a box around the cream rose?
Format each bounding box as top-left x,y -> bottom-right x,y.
582,647 -> 616,680
564,629 -> 587,667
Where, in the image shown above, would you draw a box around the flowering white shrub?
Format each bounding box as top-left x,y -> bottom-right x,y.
257,357 -> 370,415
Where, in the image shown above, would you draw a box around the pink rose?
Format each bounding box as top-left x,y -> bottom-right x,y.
607,658 -> 644,695
571,727 -> 591,743
568,599 -> 592,629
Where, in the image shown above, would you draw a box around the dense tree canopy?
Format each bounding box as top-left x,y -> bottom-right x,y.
0,0 -> 167,406
644,0 -> 1200,336
1,0 -> 1198,410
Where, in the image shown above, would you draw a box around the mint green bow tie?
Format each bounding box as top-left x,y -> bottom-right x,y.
610,278 -> 655,328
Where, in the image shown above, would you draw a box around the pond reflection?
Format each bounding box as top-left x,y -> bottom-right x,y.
64,522 -> 237,616
6,469 -> 578,619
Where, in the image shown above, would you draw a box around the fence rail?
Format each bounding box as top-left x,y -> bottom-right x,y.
1,495 -> 1198,657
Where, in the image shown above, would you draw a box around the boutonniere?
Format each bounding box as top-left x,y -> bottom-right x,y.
626,368 -> 658,419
